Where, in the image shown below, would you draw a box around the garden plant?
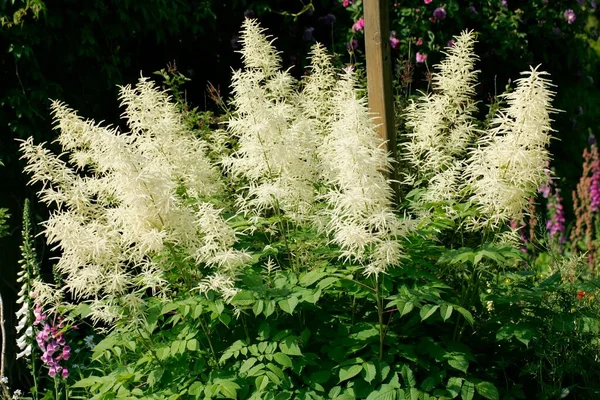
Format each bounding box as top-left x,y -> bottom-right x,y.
4,16 -> 600,400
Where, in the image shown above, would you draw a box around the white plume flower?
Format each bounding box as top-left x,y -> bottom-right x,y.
464,66 -> 557,229
403,31 -> 480,206
318,68 -> 405,277
20,79 -> 249,325
222,19 -> 320,223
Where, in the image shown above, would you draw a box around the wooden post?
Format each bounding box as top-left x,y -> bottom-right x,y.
364,0 -> 396,162
364,0 -> 399,202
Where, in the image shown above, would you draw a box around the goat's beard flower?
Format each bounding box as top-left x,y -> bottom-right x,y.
20,77 -> 248,325
464,66 -> 557,229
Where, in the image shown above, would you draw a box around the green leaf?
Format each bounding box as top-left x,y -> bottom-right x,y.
496,324 -> 535,346
188,381 -> 203,396
300,270 -> 327,286
440,304 -> 453,321
446,377 -> 463,398
72,376 -> 101,388
366,384 -> 397,400
447,353 -> 469,373
400,365 -> 416,388
232,290 -> 255,306
273,353 -> 293,368
187,339 -> 198,351
280,337 -> 302,356
219,381 -> 241,399
264,301 -> 276,317
278,297 -> 299,315
240,357 -> 257,375
255,376 -> 269,391
253,300 -> 264,316
339,364 -> 363,383
475,382 -> 499,400
454,306 -> 474,326
362,362 -> 377,384
420,304 -> 440,321
397,301 -> 414,317
461,381 -> 475,400
148,368 -> 164,387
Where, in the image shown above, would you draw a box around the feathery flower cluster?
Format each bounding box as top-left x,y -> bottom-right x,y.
223,18 -> 320,223
33,306 -> 70,378
404,31 -> 479,207
20,78 -> 248,324
226,19 -> 405,277
318,68 -> 405,277
465,66 -> 556,228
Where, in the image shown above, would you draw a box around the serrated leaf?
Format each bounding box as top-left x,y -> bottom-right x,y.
280,337 -> 302,356
420,305 -> 440,322
397,300 -> 414,317
253,300 -> 264,316
454,306 -> 474,326
365,384 -> 396,400
188,381 -> 203,396
447,353 -> 469,373
240,357 -> 257,374
264,301 -> 275,317
72,376 -> 101,388
461,380 -> 475,400
300,270 -> 327,286
278,297 -> 299,315
273,352 -> 293,368
446,377 -> 463,398
400,365 -> 416,388
219,381 -> 240,399
339,364 -> 362,383
440,304 -> 453,321
362,362 -> 377,384
475,382 -> 499,400
256,375 -> 269,391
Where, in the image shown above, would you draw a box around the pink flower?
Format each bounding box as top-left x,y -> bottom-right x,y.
61,368 -> 69,379
390,37 -> 400,49
416,38 -> 423,46
416,52 -> 428,63
352,18 -> 365,32
424,0 -> 433,3
564,9 -> 576,24
342,0 -> 353,6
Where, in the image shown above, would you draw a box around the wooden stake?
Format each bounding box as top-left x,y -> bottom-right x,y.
364,0 -> 399,202
364,0 -> 396,161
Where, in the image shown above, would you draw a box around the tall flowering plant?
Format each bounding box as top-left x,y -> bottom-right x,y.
17,18 -> 600,400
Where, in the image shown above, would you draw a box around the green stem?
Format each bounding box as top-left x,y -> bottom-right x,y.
199,317 -> 218,365
375,277 -> 384,362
